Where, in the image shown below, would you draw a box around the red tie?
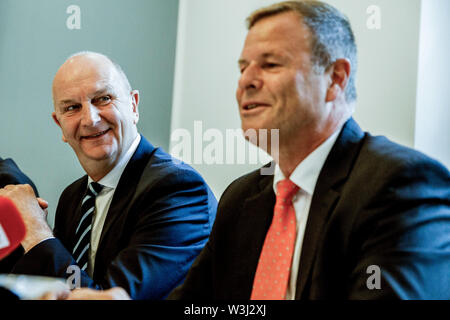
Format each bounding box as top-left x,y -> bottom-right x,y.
250,179 -> 299,300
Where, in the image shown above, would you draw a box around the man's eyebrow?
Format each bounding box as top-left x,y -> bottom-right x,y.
92,85 -> 116,97
238,58 -> 248,65
238,53 -> 284,65
94,84 -> 117,95
261,52 -> 284,60
58,99 -> 78,106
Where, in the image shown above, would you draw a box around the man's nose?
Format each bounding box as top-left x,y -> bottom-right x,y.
238,63 -> 263,91
81,103 -> 101,126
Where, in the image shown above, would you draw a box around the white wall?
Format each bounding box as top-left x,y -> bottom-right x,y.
171,0 -> 276,198
415,0 -> 450,169
171,0 -> 447,200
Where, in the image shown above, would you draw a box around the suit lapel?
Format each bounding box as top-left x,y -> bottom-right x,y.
62,137 -> 156,269
63,176 -> 88,250
295,118 -> 366,299
95,137 -> 156,260
231,171 -> 275,298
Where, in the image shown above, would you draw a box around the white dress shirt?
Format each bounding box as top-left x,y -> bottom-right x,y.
86,134 -> 141,277
272,128 -> 342,300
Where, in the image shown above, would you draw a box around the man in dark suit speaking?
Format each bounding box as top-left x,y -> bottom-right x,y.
169,1 -> 450,299
0,52 -> 217,299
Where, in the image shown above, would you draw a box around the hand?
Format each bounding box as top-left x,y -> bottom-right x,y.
66,287 -> 131,300
37,197 -> 49,220
37,198 -> 49,210
39,288 -> 70,300
0,184 -> 53,252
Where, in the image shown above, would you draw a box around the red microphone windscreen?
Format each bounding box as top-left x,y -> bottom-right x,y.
0,197 -> 26,260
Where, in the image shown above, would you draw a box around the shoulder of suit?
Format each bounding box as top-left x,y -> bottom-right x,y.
361,134 -> 448,173
141,146 -> 209,186
60,175 -> 88,197
229,164 -> 268,186
352,134 -> 450,189
0,158 -> 19,173
219,163 -> 272,204
0,158 -> 38,191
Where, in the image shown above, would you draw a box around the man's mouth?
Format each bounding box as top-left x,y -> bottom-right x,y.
242,102 -> 269,111
81,129 -> 110,140
245,104 -> 259,110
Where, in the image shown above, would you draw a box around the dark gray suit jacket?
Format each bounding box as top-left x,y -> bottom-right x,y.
169,118 -> 450,300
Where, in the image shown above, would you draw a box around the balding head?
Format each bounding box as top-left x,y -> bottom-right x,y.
52,52 -> 131,106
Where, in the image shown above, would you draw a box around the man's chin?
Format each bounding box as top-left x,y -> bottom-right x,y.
78,149 -> 116,164
241,122 -> 278,136
241,122 -> 280,153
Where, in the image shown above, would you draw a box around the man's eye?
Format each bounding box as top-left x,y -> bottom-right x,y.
65,105 -> 80,112
94,96 -> 112,105
263,63 -> 279,69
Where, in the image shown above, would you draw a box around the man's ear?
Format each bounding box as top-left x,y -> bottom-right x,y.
131,90 -> 140,125
52,112 -> 67,143
325,59 -> 351,103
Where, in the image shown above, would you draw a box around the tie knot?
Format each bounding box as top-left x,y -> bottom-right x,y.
87,182 -> 104,197
276,179 -> 299,202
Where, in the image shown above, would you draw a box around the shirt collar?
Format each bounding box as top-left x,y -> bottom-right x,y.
273,128 -> 342,195
88,134 -> 141,189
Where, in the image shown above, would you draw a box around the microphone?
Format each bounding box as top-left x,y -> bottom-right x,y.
0,198 -> 69,300
0,197 -> 26,260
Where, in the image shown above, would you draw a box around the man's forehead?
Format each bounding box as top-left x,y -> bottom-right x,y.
54,59 -> 120,92
55,53 -> 116,83
53,76 -> 120,106
57,78 -> 116,95
239,35 -> 302,63
59,59 -> 115,81
240,13 -> 310,60
245,12 -> 309,45
65,52 -> 113,69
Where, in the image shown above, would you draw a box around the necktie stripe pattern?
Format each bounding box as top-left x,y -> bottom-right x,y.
75,207 -> 94,234
72,182 -> 103,272
251,179 -> 299,300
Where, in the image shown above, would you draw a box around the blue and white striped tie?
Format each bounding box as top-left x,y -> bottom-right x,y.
72,182 -> 103,272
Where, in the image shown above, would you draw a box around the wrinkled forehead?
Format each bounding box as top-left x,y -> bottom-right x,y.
52,55 -> 123,99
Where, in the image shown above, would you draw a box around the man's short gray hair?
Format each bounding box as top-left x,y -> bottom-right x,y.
247,0 -> 358,103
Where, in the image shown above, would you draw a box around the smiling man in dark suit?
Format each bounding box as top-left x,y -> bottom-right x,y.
0,51 -> 217,299
168,1 -> 450,300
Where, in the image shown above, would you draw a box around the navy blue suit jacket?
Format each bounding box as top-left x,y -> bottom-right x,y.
169,119 -> 450,300
0,158 -> 38,194
0,157 -> 39,274
12,136 -> 217,299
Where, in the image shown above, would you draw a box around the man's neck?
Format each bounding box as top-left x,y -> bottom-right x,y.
83,159 -> 117,182
275,117 -> 348,178
80,133 -> 140,182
